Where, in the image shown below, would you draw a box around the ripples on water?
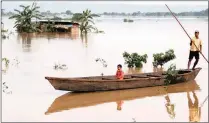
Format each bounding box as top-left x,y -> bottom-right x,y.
2,17 -> 208,122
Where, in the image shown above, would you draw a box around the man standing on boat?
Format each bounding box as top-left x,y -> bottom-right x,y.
187,30 -> 202,70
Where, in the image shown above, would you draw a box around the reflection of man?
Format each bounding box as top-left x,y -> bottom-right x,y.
116,100 -> 124,111
187,91 -> 201,122
165,95 -> 175,119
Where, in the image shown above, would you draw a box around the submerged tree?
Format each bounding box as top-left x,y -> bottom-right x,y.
9,2 -> 43,33
153,49 -> 176,68
71,9 -> 100,34
123,52 -> 148,68
80,9 -> 100,34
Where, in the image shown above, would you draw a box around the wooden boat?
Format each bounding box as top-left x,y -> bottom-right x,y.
45,80 -> 200,115
45,68 -> 201,92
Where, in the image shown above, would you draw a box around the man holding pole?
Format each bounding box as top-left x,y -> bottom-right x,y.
188,30 -> 202,70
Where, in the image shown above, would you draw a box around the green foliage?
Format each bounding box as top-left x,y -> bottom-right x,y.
80,22 -> 96,34
153,49 -> 176,67
164,64 -> 178,85
9,2 -> 43,33
71,9 -> 100,34
66,10 -> 72,15
2,57 -> 20,68
1,29 -> 8,32
2,58 -> 10,67
42,20 -> 56,32
123,52 -> 148,68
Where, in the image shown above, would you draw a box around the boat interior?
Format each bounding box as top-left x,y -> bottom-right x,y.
78,69 -> 192,80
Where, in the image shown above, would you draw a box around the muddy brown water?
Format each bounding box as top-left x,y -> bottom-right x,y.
2,17 -> 208,122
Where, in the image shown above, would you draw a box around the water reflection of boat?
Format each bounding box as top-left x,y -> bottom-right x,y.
45,68 -> 201,92
45,80 -> 200,115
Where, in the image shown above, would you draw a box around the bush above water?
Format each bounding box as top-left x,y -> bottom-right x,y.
123,52 -> 148,68
153,49 -> 176,67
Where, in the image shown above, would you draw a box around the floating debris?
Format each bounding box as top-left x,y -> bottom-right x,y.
2,57 -> 20,68
95,58 -> 108,67
53,63 -> 68,70
11,58 -> 20,66
95,58 -> 108,76
2,82 -> 12,94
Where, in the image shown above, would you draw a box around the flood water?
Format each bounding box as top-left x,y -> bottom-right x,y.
2,17 -> 208,122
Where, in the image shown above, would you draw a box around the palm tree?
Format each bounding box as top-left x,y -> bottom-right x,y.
71,9 -> 99,34
80,21 -> 96,34
80,9 -> 99,24
80,9 -> 99,34
9,2 -> 43,33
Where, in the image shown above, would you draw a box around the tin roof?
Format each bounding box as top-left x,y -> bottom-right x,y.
37,20 -> 79,25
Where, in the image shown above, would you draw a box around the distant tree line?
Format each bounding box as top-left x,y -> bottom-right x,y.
102,8 -> 208,16
3,8 -> 208,17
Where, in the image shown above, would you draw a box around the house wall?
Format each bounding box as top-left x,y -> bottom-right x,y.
71,25 -> 79,35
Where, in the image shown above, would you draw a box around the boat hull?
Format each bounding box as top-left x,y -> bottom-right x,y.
45,68 -> 201,92
45,80 -> 200,115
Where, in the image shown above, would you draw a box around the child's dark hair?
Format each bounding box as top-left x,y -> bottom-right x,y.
117,64 -> 122,68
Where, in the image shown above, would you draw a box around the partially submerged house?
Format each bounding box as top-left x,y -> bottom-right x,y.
38,21 -> 79,34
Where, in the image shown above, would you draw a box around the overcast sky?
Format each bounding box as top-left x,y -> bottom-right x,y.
2,1 -> 208,13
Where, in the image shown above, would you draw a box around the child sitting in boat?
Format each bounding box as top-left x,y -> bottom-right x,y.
116,64 -> 124,80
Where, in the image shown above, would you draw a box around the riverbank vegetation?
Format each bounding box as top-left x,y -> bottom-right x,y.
153,49 -> 176,68
123,52 -> 148,68
4,8 -> 208,17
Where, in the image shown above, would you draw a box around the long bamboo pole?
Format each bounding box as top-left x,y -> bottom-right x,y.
200,95 -> 208,107
165,4 -> 209,64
